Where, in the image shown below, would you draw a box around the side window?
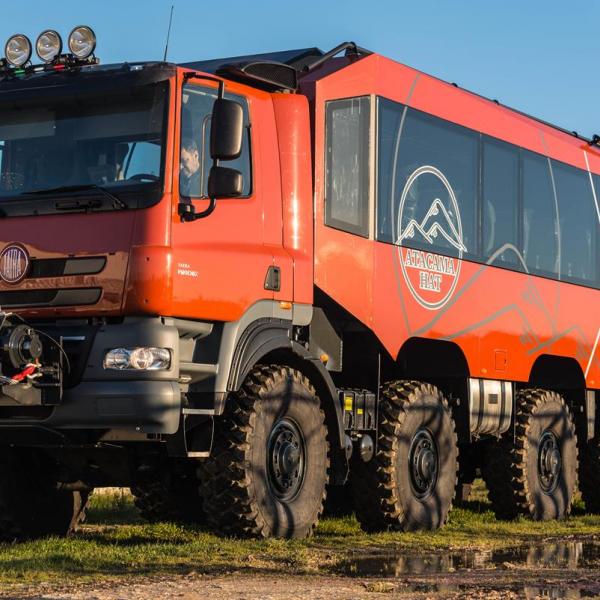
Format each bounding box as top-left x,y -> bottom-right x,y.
180,85 -> 251,198
553,161 -> 597,285
522,151 -> 558,277
325,97 -> 370,237
482,137 -> 519,266
377,99 -> 478,260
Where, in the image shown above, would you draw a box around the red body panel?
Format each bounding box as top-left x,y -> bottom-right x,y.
272,94 -> 314,305
312,54 -> 600,389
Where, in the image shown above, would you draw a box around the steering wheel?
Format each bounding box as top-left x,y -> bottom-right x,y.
127,173 -> 160,182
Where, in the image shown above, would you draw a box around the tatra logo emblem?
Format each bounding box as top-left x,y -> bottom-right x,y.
397,165 -> 465,310
0,244 -> 30,284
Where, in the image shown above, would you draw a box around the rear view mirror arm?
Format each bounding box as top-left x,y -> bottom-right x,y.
178,197 -> 216,222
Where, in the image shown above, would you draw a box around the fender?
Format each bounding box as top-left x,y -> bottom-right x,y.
227,318 -> 292,391
227,318 -> 347,481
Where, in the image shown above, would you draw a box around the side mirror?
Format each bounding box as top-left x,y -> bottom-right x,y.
208,166 -> 243,198
210,98 -> 244,161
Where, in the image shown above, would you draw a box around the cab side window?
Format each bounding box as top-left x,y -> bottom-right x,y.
325,97 -> 371,237
180,85 -> 252,198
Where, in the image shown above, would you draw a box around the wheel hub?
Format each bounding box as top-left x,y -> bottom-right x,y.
409,429 -> 439,500
538,430 -> 562,493
268,418 -> 306,501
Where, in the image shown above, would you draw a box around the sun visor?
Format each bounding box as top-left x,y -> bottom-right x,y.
0,63 -> 175,107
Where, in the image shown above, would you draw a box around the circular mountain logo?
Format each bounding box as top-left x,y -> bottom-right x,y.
0,243 -> 30,284
397,165 -> 465,310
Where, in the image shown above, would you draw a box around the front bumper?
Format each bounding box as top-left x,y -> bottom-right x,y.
0,317 -> 190,435
50,380 -> 181,433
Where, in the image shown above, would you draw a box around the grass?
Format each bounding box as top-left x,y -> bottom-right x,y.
0,480 -> 599,586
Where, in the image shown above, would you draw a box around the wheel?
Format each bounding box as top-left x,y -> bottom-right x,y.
127,173 -> 160,182
198,365 -> 329,538
0,449 -> 89,542
131,457 -> 205,524
482,389 -> 578,520
579,437 -> 600,513
351,380 -> 458,532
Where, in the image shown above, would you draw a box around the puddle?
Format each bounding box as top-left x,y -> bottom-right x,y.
339,539 -> 600,598
340,539 -> 600,576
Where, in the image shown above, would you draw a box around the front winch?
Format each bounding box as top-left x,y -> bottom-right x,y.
0,314 -> 62,404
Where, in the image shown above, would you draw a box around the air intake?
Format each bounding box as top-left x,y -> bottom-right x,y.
217,61 -> 298,92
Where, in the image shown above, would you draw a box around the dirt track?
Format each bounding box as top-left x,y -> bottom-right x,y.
3,568 -> 600,600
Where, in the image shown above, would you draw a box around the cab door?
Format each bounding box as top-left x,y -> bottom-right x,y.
170,75 -> 283,323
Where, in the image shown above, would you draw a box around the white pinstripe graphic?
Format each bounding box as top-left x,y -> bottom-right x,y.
583,150 -> 600,380
585,327 -> 600,379
584,150 -> 600,225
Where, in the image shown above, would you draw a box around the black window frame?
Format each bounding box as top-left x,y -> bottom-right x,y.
180,83 -> 253,200
324,96 -> 371,238
552,159 -> 598,287
374,95 -> 600,290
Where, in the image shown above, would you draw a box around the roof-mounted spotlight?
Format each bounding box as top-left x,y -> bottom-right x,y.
36,30 -> 62,63
4,34 -> 32,68
68,26 -> 96,60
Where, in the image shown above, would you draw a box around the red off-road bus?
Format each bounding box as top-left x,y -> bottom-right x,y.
0,29 -> 596,539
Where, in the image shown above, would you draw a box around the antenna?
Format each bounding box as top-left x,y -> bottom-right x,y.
163,4 -> 175,62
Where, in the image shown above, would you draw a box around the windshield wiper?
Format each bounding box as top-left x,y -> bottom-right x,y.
22,184 -> 128,210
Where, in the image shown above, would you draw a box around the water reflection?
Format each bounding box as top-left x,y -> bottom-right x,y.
339,539 -> 600,598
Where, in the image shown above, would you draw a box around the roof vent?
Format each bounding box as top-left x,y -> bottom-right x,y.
217,60 -> 297,92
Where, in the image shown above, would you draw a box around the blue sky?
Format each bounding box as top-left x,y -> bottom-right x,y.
0,1 -> 598,136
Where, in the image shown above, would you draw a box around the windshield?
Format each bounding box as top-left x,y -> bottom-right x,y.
0,80 -> 168,208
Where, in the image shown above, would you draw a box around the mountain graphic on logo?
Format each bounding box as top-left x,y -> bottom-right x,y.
398,198 -> 467,252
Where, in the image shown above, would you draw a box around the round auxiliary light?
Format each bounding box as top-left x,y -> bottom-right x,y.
4,34 -> 32,68
35,30 -> 62,63
68,25 -> 96,59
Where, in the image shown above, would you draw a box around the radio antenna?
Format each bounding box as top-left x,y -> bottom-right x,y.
163,4 -> 175,62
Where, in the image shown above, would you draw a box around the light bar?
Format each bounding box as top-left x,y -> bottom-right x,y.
68,26 -> 96,60
36,30 -> 62,63
4,34 -> 31,68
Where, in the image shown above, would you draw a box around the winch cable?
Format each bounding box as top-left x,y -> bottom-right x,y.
0,361 -> 42,386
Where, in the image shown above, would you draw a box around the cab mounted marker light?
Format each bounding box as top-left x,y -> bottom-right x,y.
36,30 -> 62,63
68,26 -> 96,60
4,34 -> 32,68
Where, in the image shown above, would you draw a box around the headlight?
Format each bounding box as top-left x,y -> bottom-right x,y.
5,34 -> 32,68
68,25 -> 96,59
104,347 -> 171,371
36,30 -> 62,63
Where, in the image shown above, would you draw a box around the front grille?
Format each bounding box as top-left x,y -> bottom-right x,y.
29,256 -> 106,278
0,288 -> 102,308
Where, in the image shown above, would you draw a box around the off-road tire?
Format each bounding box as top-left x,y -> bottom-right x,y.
131,458 -> 205,524
351,380 -> 458,532
198,365 -> 329,538
0,449 -> 89,542
579,437 -> 600,513
482,389 -> 578,520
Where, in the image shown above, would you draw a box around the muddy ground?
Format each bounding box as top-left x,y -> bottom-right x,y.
2,536 -> 600,599
1,569 -> 600,599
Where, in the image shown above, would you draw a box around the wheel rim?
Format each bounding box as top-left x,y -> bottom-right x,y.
408,428 -> 439,500
267,417 -> 306,501
538,430 -> 562,494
